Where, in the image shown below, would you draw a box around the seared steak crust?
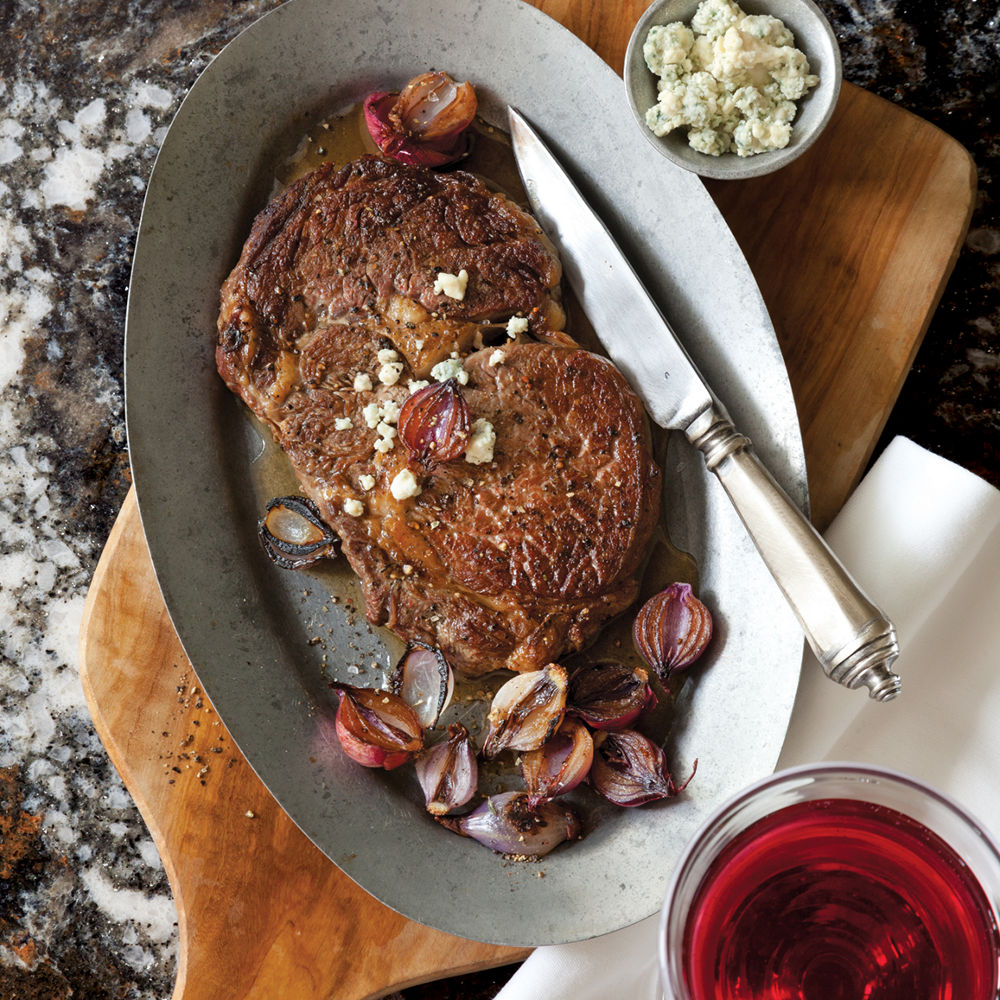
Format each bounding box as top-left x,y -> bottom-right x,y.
218,155 -> 661,677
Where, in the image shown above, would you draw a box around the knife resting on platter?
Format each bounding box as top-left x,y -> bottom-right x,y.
508,107 -> 901,701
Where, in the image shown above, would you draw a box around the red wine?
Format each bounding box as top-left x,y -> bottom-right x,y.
683,798 -> 1000,1000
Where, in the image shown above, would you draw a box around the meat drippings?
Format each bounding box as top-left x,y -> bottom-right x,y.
220,104 -> 695,682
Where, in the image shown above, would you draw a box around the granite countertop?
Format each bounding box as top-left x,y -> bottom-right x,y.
1,1 -> 997,997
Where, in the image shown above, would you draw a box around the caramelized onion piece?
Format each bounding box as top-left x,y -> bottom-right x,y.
436,791 -> 581,857
633,583 -> 713,681
589,730 -> 696,807
258,495 -> 338,569
414,723 -> 478,815
331,683 -> 424,770
481,664 -> 568,760
364,71 -> 477,168
388,644 -> 454,730
568,661 -> 657,730
520,717 -> 593,807
397,378 -> 471,467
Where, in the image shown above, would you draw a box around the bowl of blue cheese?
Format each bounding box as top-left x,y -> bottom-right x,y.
625,0 -> 841,179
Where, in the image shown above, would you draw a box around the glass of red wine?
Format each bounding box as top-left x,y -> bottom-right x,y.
659,763 -> 1000,1000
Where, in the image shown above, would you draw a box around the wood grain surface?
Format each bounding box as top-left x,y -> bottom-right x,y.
78,2 -> 976,998
80,490 -> 528,1000
707,84 -> 976,527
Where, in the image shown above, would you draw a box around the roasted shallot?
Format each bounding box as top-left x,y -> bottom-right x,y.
633,583 -> 713,681
397,378 -> 471,467
520,717 -> 593,807
388,644 -> 454,729
482,664 -> 568,759
415,723 -> 478,815
364,71 -> 477,168
568,661 -> 657,730
589,729 -> 696,807
331,683 -> 424,770
258,495 -> 338,569
436,791 -> 581,857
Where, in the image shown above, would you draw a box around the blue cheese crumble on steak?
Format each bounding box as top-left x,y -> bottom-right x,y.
217,154 -> 661,678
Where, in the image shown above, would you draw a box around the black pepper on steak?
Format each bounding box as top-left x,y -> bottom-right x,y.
217,154 -> 661,677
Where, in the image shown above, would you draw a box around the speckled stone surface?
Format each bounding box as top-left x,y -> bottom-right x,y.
0,1 -> 996,997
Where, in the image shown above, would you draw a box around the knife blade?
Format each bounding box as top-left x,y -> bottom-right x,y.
508,107 -> 901,701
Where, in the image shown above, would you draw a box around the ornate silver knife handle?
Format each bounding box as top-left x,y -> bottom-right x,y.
686,405 -> 902,701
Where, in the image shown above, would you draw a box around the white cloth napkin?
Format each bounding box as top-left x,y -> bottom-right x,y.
496,436 -> 1000,1000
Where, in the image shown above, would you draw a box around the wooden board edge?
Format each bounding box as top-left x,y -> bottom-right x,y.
78,489 -> 531,1000
77,488 -> 197,1000
829,92 -> 978,506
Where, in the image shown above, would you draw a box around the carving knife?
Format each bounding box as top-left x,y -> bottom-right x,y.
508,107 -> 901,701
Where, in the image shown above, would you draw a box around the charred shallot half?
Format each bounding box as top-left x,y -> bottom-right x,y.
436,791 -> 581,858
568,661 -> 657,730
633,583 -> 713,681
397,378 -> 471,467
258,495 -> 338,569
482,664 -> 568,759
364,71 -> 478,168
414,723 -> 478,815
388,644 -> 454,730
520,717 -> 593,808
589,729 -> 696,807
330,683 -> 424,771
315,570 -> 708,856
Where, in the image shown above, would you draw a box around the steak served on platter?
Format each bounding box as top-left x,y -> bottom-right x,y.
217,154 -> 661,678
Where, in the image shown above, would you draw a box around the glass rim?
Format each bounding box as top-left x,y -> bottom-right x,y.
658,760 -> 1000,999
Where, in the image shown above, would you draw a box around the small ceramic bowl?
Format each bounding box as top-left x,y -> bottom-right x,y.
624,0 -> 842,180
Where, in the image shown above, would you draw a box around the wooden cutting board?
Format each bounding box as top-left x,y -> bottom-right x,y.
78,3 -> 976,997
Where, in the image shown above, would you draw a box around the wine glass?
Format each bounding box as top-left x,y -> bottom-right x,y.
659,762 -> 1000,1000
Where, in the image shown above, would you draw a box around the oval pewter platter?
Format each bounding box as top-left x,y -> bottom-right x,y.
125,0 -> 807,947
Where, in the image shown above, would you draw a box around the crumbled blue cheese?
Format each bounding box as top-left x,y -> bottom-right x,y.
430,357 -> 469,385
359,474 -> 376,492
344,498 -> 364,517
380,399 -> 402,425
372,417 -> 397,454
408,379 -> 430,394
488,349 -> 506,367
506,315 -> 529,338
353,372 -> 373,392
643,0 -> 818,157
390,468 -> 421,500
433,268 -> 469,300
371,347 -> 404,387
362,398 -> 402,437
362,402 -> 381,429
334,417 -> 353,430
378,360 -> 404,386
464,418 -> 496,465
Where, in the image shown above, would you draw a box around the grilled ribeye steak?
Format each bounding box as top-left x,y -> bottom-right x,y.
217,154 -> 661,677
